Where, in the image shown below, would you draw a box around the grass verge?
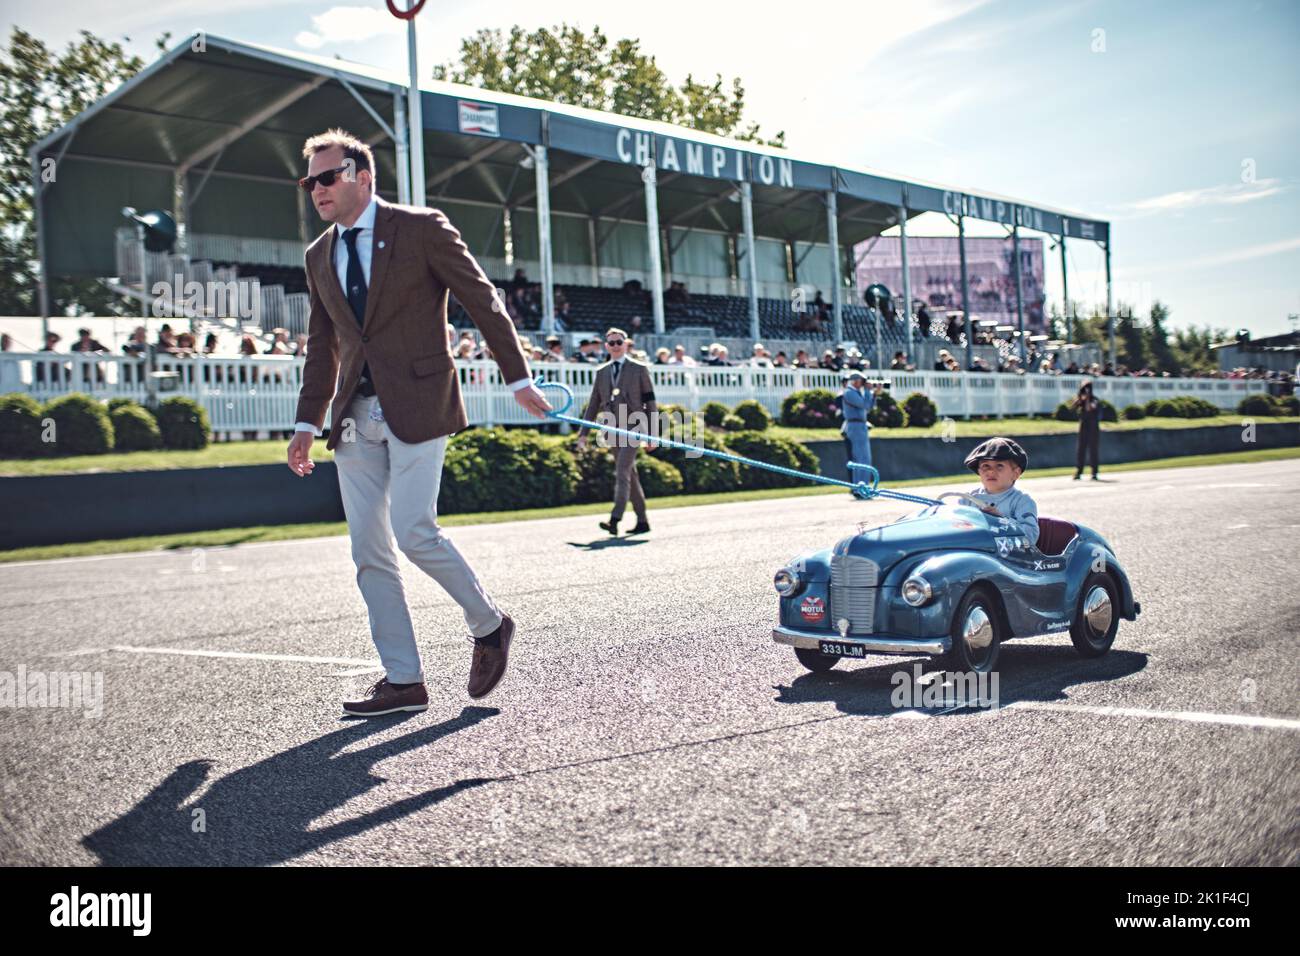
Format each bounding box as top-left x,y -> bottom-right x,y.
3,445 -> 1296,564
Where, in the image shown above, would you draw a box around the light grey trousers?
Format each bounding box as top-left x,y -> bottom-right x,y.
333,394 -> 502,684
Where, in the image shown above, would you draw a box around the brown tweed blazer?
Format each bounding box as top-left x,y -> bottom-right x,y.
580,358 -> 658,446
294,196 -> 529,450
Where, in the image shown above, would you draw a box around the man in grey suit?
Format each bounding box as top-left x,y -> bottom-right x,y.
575,328 -> 657,536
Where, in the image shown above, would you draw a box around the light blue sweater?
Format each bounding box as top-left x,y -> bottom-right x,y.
970,484 -> 1040,547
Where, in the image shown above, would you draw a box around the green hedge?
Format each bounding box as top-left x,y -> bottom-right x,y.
902,392 -> 937,428
155,396 -> 210,449
0,393 -> 47,458
868,390 -> 905,428
1238,393 -> 1297,417
110,403 -> 163,451
780,389 -> 839,428
636,453 -> 686,497
43,393 -> 113,456
701,401 -> 730,428
723,431 -> 820,490
1122,404 -> 1147,420
1144,396 -> 1217,419
651,428 -> 742,493
440,428 -> 580,513
732,399 -> 772,431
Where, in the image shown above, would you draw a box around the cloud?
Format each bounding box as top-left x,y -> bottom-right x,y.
1118,179 -> 1287,216
295,5 -> 404,50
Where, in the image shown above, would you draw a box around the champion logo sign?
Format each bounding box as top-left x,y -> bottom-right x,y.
458,100 -> 500,137
800,596 -> 826,623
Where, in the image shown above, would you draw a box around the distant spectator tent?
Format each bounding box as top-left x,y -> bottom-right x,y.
30,33 -> 1113,364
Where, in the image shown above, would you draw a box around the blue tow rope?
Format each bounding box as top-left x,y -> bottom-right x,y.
533,378 -> 942,507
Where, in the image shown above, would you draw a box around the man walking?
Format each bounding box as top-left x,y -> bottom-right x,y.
575,327 -> 656,536
286,129 -> 550,716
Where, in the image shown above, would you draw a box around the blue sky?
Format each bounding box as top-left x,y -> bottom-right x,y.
8,0 -> 1298,336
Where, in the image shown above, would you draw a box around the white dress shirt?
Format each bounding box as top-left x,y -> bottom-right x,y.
295,194 -> 529,435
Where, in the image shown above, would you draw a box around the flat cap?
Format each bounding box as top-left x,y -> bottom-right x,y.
964,436 -> 1028,473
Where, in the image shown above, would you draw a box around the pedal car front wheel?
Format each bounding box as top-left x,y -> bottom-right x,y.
794,647 -> 840,673
939,586 -> 1002,674
1070,572 -> 1118,658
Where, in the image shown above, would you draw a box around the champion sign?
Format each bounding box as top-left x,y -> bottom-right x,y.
458,101 -> 499,137
800,596 -> 826,624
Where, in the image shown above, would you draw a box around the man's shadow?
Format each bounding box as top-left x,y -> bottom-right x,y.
774,646 -> 1148,718
82,706 -> 499,866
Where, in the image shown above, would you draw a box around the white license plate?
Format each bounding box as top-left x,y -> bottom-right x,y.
819,640 -> 868,659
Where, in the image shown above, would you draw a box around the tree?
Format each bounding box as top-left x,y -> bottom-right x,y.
1172,324 -> 1228,376
432,24 -> 785,147
1114,304 -> 1147,371
0,27 -> 147,316
1147,300 -> 1177,374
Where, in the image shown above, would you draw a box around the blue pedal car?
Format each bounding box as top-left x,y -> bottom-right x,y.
772,494 -> 1141,674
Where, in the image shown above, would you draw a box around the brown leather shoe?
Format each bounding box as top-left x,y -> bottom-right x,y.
342,677 -> 429,717
468,614 -> 514,700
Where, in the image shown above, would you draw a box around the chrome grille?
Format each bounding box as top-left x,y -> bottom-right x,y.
830,555 -> 879,634
831,554 -> 878,587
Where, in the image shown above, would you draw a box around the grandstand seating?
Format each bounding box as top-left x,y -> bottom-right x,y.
197,255 -> 992,359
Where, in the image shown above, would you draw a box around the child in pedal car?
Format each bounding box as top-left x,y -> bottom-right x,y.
964,437 -> 1039,548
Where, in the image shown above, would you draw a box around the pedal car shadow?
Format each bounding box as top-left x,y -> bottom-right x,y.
773,646 -> 1148,718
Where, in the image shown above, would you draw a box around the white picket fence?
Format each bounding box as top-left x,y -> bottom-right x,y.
0,352 -> 1268,438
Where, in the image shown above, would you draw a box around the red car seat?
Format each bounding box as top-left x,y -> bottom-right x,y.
1036,516 -> 1078,556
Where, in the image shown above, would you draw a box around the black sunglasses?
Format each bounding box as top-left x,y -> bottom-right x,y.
605,338 -> 625,346
299,165 -> 352,192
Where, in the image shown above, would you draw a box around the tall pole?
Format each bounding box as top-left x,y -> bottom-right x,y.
1012,224 -> 1025,365
393,90 -> 411,205
536,145 -> 555,333
740,181 -> 760,341
405,15 -> 425,207
644,164 -> 666,335
898,204 -> 912,360
958,213 -> 972,371
826,189 -> 843,345
1059,234 -> 1070,344
1104,241 -> 1114,368
31,153 -> 51,341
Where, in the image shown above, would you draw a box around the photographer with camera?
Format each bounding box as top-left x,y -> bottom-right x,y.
840,370 -> 884,499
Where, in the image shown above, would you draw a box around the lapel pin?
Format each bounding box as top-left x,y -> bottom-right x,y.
377,240 -> 385,249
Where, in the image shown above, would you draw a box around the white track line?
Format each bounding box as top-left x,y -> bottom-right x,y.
1002,701 -> 1300,731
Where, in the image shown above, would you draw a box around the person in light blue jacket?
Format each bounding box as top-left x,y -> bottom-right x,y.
840,370 -> 882,498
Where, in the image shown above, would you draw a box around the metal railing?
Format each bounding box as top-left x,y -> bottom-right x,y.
0,353 -> 1268,439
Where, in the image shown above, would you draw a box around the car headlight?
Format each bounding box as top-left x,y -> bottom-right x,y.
773,568 -> 803,597
901,575 -> 933,607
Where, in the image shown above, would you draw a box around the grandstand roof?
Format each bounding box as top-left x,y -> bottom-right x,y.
33,33 -> 1111,278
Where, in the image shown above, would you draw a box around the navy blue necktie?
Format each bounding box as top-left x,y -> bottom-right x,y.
341,227 -> 371,385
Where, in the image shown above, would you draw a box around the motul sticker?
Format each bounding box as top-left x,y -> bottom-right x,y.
800,596 -> 826,623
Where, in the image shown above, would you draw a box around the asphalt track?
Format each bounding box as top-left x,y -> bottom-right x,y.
1,457 -> 1297,866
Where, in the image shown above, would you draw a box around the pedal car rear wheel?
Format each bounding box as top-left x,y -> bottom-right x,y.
794,647 -> 840,673
940,587 -> 1002,674
1070,572 -> 1118,657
